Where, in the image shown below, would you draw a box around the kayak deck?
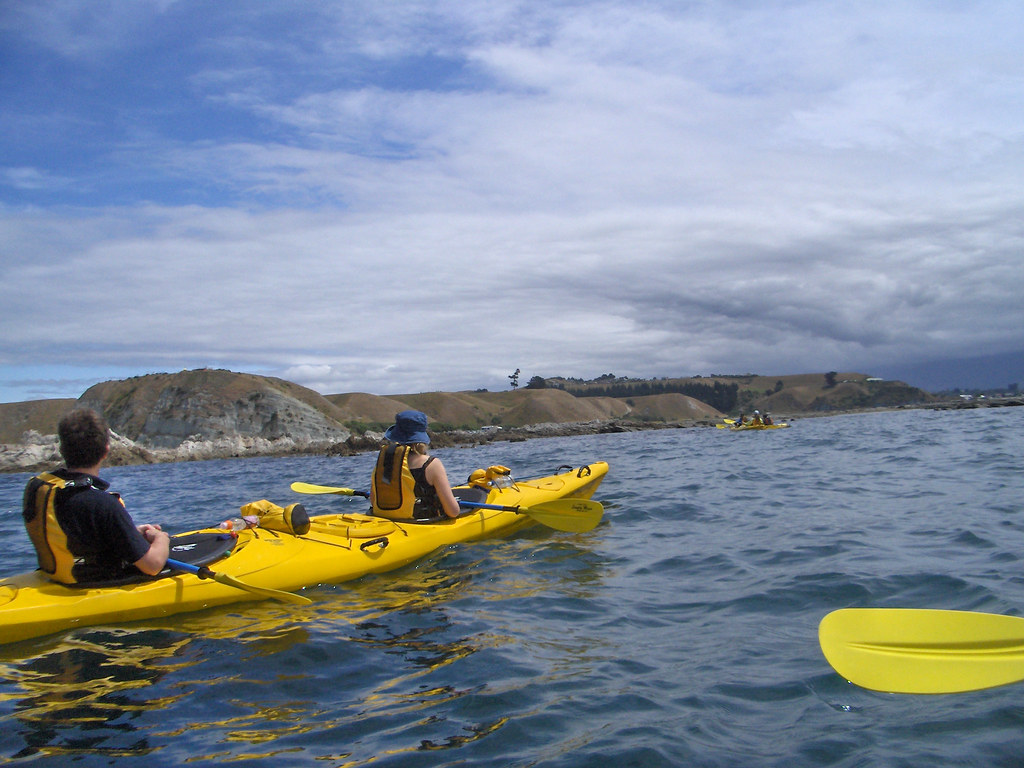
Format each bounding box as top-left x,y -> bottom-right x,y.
0,461 -> 608,645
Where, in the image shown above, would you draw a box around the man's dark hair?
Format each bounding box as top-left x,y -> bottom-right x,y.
58,409 -> 110,469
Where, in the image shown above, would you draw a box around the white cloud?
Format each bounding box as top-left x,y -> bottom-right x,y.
1,0 -> 1023,401
1,166 -> 72,191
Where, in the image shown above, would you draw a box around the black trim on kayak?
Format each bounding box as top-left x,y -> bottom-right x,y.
66,532 -> 238,589
167,532 -> 237,568
453,487 -> 489,504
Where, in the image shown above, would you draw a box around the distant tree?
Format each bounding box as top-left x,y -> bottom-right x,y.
526,376 -> 547,389
774,380 -> 784,393
555,377 -> 738,412
824,371 -> 838,388
508,368 -> 520,390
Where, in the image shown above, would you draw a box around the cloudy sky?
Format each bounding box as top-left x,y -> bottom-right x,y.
2,0 -> 1022,403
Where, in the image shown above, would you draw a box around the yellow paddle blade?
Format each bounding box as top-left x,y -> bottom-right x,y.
290,482 -> 360,496
212,571 -> 312,605
819,608 -> 1024,694
169,557 -> 312,606
522,499 -> 603,533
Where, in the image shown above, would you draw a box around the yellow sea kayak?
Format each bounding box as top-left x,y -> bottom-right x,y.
716,420 -> 790,430
0,461 -> 608,645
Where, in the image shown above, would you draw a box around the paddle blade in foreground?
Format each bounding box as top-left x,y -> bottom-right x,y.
819,608 -> 1024,694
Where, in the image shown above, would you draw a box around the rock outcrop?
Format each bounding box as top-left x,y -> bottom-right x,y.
78,369 -> 351,450
2,369 -> 352,473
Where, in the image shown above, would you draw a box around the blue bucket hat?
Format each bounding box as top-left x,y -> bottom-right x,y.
384,410 -> 431,444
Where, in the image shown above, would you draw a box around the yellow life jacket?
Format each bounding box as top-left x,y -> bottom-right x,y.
371,443 -> 418,520
22,472 -> 82,585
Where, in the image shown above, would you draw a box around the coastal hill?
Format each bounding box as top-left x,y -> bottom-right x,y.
0,368 -> 933,472
78,369 -> 353,449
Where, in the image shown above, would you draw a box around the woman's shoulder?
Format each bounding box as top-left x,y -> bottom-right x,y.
407,451 -> 436,468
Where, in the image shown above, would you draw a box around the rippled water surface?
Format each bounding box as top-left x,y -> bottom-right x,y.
1,407 -> 1023,766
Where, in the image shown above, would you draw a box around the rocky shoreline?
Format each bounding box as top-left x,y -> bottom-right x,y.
3,395 -> 1018,476
0,417 -> 714,475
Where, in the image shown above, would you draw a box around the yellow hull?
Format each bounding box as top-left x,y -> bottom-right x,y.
0,461 -> 607,645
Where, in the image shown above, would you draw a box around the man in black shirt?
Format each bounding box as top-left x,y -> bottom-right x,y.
22,408 -> 169,584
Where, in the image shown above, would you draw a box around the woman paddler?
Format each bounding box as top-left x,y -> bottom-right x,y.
370,410 -> 461,521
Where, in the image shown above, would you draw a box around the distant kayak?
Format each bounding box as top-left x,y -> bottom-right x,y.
717,421 -> 790,430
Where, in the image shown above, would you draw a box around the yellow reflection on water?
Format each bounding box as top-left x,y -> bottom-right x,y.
0,631 -> 190,714
0,628 -> 193,762
0,537 -> 605,765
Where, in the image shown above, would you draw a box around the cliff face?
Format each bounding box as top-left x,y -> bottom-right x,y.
1,369 -> 353,472
77,369 -> 352,450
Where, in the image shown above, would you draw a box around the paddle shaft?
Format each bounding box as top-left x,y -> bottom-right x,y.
459,500 -> 526,513
165,558 -> 311,605
167,557 -> 225,581
459,498 -> 602,532
291,482 -> 602,532
289,484 -> 528,514
290,482 -> 584,514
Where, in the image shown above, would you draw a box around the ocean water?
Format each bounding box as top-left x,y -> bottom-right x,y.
0,406 -> 1022,767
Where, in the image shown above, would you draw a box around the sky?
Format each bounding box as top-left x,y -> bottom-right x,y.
1,0 -> 1022,404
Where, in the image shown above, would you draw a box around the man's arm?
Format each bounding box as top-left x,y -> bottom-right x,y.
134,525 -> 170,575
